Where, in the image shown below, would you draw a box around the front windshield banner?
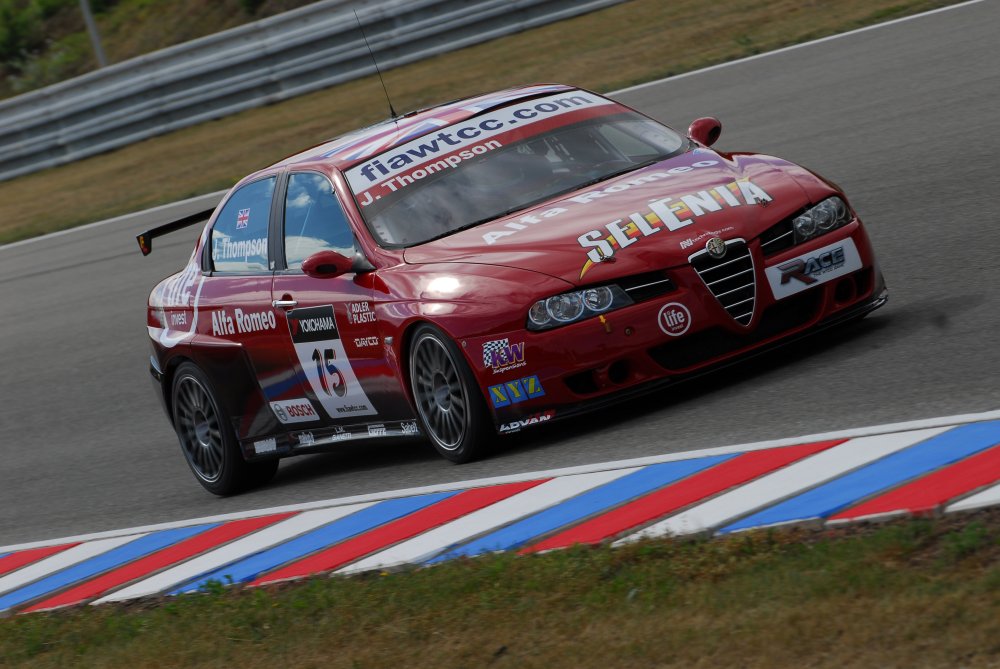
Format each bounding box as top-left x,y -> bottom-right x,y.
345,91 -> 618,204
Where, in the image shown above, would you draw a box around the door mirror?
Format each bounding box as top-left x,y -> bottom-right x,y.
688,117 -> 722,147
301,250 -> 354,279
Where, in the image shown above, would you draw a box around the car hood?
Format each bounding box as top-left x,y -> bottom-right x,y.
403,149 -> 813,286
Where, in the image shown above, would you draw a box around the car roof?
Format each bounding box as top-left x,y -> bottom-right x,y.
266,83 -> 577,176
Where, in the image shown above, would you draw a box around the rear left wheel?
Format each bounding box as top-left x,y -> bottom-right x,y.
171,362 -> 278,495
409,324 -> 493,463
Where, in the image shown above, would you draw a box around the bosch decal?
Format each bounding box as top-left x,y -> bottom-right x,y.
488,375 -> 545,408
270,399 -> 319,424
657,302 -> 692,337
287,305 -> 376,417
577,178 -> 772,279
765,238 -> 863,300
498,410 -> 556,434
482,338 -> 526,374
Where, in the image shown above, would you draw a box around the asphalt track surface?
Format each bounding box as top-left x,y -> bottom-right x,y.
1,1 -> 997,547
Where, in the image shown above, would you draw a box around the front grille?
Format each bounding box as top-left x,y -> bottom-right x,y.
690,239 -> 755,325
759,219 -> 794,256
617,271 -> 675,303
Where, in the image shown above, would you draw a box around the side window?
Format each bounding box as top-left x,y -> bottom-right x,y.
210,177 -> 276,272
284,172 -> 356,270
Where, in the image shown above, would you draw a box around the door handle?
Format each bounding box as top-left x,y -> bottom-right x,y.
272,299 -> 298,309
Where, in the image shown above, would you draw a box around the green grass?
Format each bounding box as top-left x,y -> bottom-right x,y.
0,0 -> 963,244
2,510 -> 999,668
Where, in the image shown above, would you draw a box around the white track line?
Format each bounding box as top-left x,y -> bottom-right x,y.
0,534 -> 141,597
1,0 -> 984,253
336,469 -> 635,575
93,503 -> 372,605
4,411 -> 999,555
614,0 -> 986,94
946,482 -> 1000,514
614,427 -> 950,543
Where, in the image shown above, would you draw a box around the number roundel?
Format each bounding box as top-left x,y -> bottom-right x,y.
312,347 -> 347,397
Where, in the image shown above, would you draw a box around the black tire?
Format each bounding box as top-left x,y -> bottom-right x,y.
171,362 -> 278,495
408,324 -> 493,463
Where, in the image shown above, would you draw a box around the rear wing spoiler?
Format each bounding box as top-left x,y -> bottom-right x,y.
136,207 -> 216,256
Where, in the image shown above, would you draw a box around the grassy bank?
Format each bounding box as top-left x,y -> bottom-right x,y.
0,0 -> 961,244
2,509 -> 999,668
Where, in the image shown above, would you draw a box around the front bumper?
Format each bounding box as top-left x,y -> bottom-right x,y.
469,222 -> 886,431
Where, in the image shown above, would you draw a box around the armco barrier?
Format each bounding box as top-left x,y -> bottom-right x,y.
0,0 -> 626,182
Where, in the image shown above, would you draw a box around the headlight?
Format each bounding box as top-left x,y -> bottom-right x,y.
527,285 -> 633,331
792,197 -> 852,244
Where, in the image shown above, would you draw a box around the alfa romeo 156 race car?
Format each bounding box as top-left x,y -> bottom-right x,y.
139,83 -> 886,494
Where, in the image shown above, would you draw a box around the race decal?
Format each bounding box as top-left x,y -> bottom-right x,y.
765,238 -> 862,300
286,305 -> 376,418
488,375 -> 545,408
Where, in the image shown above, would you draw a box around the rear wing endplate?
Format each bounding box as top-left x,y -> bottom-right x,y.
136,207 -> 216,256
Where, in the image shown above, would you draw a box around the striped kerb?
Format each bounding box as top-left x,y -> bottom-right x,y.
523,440 -> 844,553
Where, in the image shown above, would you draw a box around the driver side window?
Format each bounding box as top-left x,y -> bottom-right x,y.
284,172 -> 356,270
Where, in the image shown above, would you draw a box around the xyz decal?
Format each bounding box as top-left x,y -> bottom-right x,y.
488,375 -> 545,408
287,305 -> 376,418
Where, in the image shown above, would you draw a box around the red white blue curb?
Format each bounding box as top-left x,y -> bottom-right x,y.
3,410 -> 1000,615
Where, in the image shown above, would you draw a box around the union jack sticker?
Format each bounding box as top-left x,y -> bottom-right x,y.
236,208 -> 250,229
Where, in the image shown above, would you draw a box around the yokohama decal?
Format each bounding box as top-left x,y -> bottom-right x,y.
286,305 -> 376,418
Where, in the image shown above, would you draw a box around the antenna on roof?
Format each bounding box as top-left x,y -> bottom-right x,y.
354,9 -> 398,120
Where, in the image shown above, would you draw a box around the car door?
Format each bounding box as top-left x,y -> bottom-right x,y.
196,174 -> 295,439
270,171 -> 399,441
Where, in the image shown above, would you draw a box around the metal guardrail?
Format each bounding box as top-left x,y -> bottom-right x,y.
0,0 -> 627,182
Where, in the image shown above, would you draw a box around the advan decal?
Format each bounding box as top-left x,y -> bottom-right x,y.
286,305 -> 376,418
765,238 -> 862,300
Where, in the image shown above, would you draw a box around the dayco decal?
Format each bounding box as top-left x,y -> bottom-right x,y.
577,178 -> 772,279
211,308 -> 276,336
481,160 -> 720,246
765,238 -> 863,300
286,305 -> 376,418
488,375 -> 545,408
270,399 -> 319,424
482,338 -> 526,374
499,411 -> 555,434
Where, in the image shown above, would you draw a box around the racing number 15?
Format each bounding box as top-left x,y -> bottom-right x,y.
312,348 -> 347,397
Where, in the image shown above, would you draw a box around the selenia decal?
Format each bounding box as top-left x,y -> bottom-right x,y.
576,178 -> 772,279
765,238 -> 862,300
286,305 -> 376,418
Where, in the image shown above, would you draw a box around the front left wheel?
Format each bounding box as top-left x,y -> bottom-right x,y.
171,362 -> 278,495
409,324 -> 493,463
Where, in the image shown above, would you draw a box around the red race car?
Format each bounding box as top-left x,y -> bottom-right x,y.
140,83 -> 886,494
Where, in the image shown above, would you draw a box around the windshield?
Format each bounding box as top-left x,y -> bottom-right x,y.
344,91 -> 686,247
